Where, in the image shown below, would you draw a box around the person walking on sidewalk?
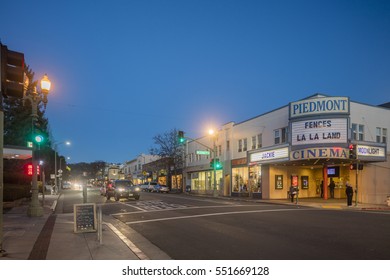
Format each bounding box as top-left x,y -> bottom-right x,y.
329,179 -> 335,198
346,182 -> 353,206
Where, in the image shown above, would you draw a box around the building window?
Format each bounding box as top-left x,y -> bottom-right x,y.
218,145 -> 222,156
281,127 -> 288,143
226,140 -> 230,151
238,138 -> 247,152
257,133 -> 262,149
252,136 -> 256,150
377,127 -> 387,143
274,128 -> 288,145
352,123 -> 364,141
274,130 -> 280,144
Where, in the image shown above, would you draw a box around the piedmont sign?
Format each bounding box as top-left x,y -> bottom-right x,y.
291,118 -> 348,146
290,96 -> 349,118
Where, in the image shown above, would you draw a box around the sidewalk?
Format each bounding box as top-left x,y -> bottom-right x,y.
1,192 -> 389,260
1,193 -> 170,260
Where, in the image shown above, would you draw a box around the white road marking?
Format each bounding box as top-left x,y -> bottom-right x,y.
125,208 -> 316,224
104,222 -> 149,260
112,203 -> 272,216
119,201 -> 147,212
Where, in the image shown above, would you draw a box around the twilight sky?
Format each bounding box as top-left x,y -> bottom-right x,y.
1,0 -> 389,163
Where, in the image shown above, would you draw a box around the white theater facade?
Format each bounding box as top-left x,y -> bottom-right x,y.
184,94 -> 389,205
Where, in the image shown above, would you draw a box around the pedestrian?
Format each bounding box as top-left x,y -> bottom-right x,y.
289,185 -> 296,203
346,182 -> 353,206
320,180 -> 324,198
329,179 -> 335,198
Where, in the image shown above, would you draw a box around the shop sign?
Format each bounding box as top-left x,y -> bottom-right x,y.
250,147 -> 289,163
357,145 -> 385,158
231,157 -> 247,166
290,96 -> 349,119
291,118 -> 348,146
291,147 -> 348,161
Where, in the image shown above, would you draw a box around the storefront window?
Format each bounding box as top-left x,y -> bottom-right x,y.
249,165 -> 262,193
190,171 -> 222,192
232,166 -> 249,192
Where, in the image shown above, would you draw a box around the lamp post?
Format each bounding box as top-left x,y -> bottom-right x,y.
208,129 -> 218,197
54,141 -> 71,193
24,74 -> 51,217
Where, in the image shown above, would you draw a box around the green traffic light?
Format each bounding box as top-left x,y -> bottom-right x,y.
178,130 -> 185,144
34,135 -> 44,143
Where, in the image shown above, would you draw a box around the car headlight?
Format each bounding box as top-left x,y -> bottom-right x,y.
134,187 -> 140,192
117,187 -> 125,192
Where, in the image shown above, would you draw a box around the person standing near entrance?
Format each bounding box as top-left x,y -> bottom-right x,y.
289,185 -> 297,203
346,182 -> 353,206
329,179 -> 335,198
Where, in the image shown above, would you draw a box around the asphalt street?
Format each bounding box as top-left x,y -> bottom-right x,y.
60,188 -> 390,260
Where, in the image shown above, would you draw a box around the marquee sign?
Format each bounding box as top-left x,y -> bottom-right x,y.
291,147 -> 348,161
250,147 -> 289,163
291,118 -> 348,146
290,96 -> 349,119
357,145 -> 386,159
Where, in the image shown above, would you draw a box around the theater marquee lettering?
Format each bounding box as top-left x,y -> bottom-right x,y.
291,147 -> 348,161
290,96 -> 349,118
291,118 -> 348,146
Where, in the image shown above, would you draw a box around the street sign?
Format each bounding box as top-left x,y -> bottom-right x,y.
196,150 -> 210,155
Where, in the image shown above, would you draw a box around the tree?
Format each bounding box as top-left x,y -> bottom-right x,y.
150,128 -> 185,190
3,64 -> 54,184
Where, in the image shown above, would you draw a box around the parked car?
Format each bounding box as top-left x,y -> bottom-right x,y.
147,182 -> 158,192
139,183 -> 150,192
106,179 -> 140,201
155,184 -> 169,193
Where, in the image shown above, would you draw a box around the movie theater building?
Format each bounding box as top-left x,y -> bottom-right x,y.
185,94 -> 389,205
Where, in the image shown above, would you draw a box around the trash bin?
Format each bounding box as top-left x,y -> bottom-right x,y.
186,185 -> 191,193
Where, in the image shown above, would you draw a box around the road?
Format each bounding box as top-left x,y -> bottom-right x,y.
59,187 -> 390,260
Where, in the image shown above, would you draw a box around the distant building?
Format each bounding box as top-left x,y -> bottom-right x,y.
122,154 -> 160,184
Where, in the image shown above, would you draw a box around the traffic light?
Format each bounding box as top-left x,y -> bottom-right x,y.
32,118 -> 46,144
215,158 -> 222,170
349,144 -> 356,160
33,134 -> 44,144
1,43 -> 25,98
178,130 -> 185,144
350,163 -> 363,170
210,158 -> 223,170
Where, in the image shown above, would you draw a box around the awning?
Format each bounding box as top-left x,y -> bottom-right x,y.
3,145 -> 32,160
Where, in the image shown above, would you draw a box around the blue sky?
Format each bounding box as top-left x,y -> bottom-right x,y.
1,0 -> 389,163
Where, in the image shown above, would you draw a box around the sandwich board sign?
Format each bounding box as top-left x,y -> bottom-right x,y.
73,203 -> 97,233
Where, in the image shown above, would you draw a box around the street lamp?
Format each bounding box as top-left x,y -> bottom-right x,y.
54,141 -> 71,193
24,74 -> 51,217
208,129 -> 218,197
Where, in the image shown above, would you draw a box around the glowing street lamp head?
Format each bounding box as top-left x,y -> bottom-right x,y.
40,74 -> 51,94
208,129 -> 215,136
